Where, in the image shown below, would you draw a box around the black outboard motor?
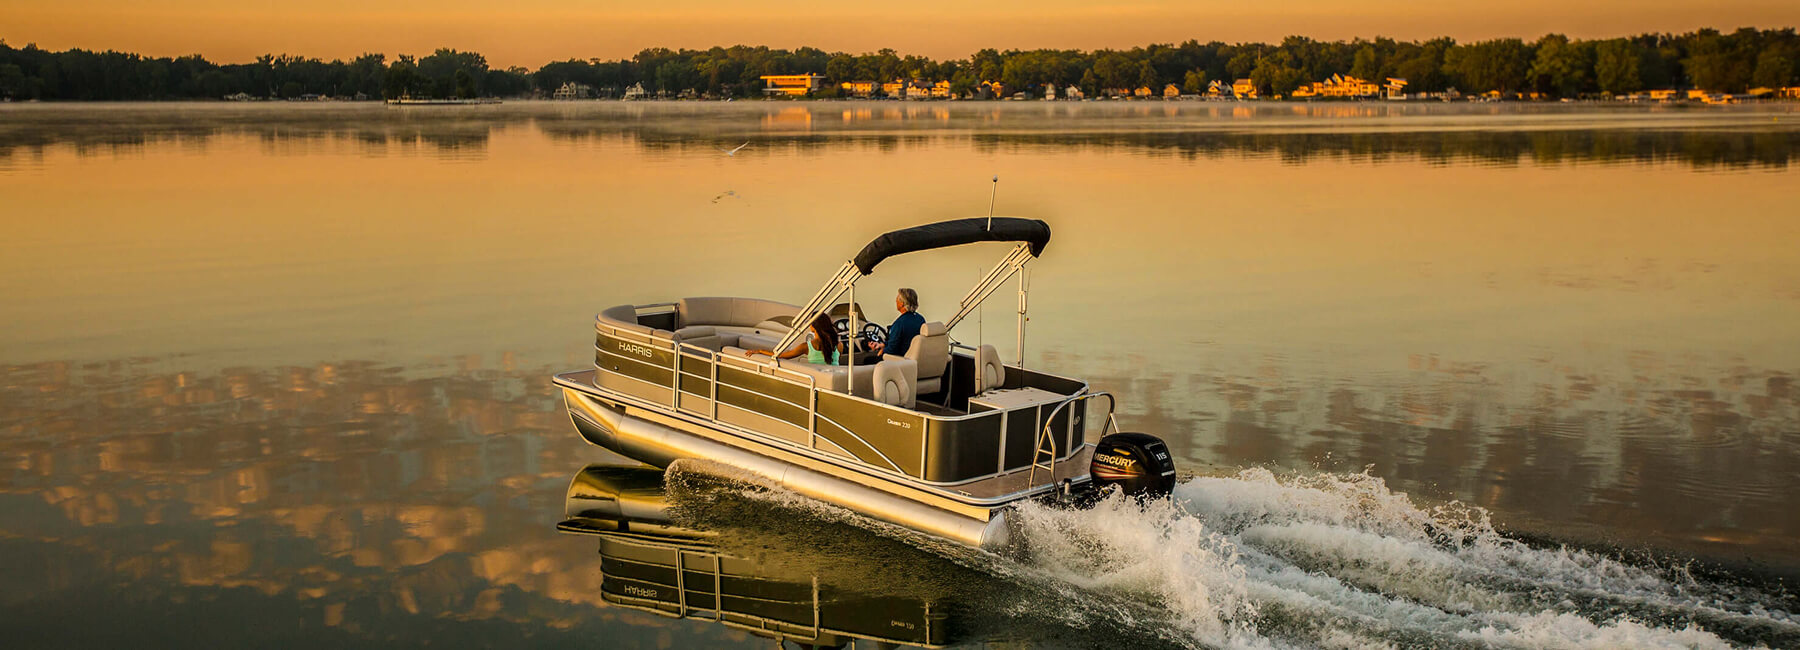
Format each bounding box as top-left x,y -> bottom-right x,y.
1089,432 -> 1177,498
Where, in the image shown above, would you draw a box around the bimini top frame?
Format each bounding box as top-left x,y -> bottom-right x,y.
770,217 -> 1052,370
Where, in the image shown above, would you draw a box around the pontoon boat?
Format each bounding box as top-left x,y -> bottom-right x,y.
554,218 -> 1175,550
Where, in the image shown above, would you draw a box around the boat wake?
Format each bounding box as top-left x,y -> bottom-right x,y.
660,460 -> 1798,648
1007,468 -> 1800,649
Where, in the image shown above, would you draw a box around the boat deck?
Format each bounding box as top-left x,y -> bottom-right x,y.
556,369 -> 1094,504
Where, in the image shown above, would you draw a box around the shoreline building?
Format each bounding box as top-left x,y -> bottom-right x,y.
760,74 -> 826,97
1232,78 -> 1257,99
1385,78 -> 1409,99
552,82 -> 595,100
840,81 -> 878,98
1291,74 -> 1383,99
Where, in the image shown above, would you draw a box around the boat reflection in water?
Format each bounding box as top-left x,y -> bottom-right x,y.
559,463 -> 963,649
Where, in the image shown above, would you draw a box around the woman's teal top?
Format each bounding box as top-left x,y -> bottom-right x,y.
806,340 -> 834,365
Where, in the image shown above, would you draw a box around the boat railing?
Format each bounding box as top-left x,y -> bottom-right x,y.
1029,391 -> 1117,486
596,318 -> 1085,488
597,316 -> 833,443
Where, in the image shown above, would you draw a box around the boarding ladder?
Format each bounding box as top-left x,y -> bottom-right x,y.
1028,391 -> 1118,487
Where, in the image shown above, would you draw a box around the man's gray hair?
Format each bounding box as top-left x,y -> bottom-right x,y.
897,288 -> 919,311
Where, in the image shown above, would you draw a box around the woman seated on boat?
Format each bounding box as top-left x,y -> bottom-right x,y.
743,313 -> 841,365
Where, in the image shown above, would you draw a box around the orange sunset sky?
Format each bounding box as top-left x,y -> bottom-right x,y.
4,0 -> 1797,67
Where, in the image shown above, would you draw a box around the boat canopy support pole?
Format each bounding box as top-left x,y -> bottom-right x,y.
848,282 -> 857,393
944,242 -> 1034,333
1017,265 -> 1029,369
773,261 -> 862,358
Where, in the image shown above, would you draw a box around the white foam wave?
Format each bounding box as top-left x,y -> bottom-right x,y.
1004,467 -> 1798,649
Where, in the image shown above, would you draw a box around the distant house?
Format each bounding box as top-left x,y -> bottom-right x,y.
840,81 -> 877,98
978,80 -> 1007,99
1206,80 -> 1232,99
1042,84 -> 1057,100
1781,87 -> 1800,99
553,82 -> 595,100
1294,74 -> 1383,99
622,82 -> 646,100
904,79 -> 937,100
1064,85 -> 1085,100
1231,78 -> 1257,99
1385,78 -> 1409,100
1648,89 -> 1678,101
1134,86 -> 1154,98
760,74 -> 826,97
224,92 -> 253,102
1163,83 -> 1181,99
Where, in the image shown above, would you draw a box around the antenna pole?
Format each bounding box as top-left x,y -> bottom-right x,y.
986,175 -> 999,227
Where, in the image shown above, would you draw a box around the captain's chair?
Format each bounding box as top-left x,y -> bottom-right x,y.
888,321 -> 950,395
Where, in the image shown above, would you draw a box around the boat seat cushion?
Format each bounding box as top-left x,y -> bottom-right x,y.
737,333 -> 785,354
770,358 -> 880,395
873,358 -> 917,409
977,344 -> 1005,392
897,321 -> 949,380
679,297 -> 803,328
599,304 -> 653,335
678,297 -> 737,327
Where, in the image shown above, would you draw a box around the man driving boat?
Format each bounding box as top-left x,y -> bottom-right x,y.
867,288 -> 926,358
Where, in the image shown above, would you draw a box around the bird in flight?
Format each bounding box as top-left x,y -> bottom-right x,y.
718,142 -> 750,156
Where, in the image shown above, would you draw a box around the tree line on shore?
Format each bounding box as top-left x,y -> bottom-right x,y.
1,27 -> 1794,102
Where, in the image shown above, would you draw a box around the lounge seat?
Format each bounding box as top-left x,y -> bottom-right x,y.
884,321 -> 950,398
678,297 -> 800,330
976,344 -> 1005,393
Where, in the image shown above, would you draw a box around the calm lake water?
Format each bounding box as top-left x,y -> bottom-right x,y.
3,101 -> 1798,648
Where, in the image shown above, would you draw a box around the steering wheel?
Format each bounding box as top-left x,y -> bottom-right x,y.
860,323 -> 886,346
833,319 -> 887,353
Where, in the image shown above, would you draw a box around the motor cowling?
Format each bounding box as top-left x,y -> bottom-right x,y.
1089,432 -> 1177,498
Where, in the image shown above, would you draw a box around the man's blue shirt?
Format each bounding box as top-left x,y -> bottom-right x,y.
885,311 -> 927,357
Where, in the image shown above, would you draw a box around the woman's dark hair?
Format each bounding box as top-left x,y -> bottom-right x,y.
809,313 -> 840,364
